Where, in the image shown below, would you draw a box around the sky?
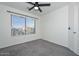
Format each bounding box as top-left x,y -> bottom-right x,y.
12,15 -> 34,28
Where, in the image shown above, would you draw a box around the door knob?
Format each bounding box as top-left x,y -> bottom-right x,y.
73,32 -> 76,34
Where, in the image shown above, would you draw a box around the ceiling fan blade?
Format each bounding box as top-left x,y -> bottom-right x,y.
38,7 -> 42,12
29,6 -> 35,11
39,4 -> 50,6
27,2 -> 34,5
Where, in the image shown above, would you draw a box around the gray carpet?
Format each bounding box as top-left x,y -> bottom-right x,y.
0,39 -> 78,56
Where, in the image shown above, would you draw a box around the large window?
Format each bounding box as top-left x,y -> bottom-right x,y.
11,15 -> 36,36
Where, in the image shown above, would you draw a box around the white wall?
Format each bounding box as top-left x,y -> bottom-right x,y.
41,6 -> 69,47
0,4 -> 41,49
41,4 -> 79,55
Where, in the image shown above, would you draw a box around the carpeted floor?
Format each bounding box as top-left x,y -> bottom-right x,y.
0,39 -> 78,56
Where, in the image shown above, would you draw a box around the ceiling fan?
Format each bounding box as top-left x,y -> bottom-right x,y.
27,2 -> 51,12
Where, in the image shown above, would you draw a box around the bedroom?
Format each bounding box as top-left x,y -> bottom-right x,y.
0,2 -> 79,56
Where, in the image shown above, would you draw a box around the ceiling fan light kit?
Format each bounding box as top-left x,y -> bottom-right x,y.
34,6 -> 38,10
27,2 -> 51,12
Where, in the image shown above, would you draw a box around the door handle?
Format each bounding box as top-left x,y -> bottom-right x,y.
73,32 -> 76,34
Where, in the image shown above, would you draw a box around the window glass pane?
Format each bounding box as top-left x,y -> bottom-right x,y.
11,15 -> 25,36
26,17 -> 35,34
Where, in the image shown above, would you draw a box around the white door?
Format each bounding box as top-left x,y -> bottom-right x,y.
68,5 -> 78,54
73,6 -> 78,53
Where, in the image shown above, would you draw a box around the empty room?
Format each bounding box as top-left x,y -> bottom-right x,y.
0,2 -> 79,56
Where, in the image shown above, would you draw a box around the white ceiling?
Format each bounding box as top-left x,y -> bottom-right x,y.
0,2 -> 70,16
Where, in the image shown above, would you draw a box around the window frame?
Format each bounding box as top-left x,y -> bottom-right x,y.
11,14 -> 36,36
